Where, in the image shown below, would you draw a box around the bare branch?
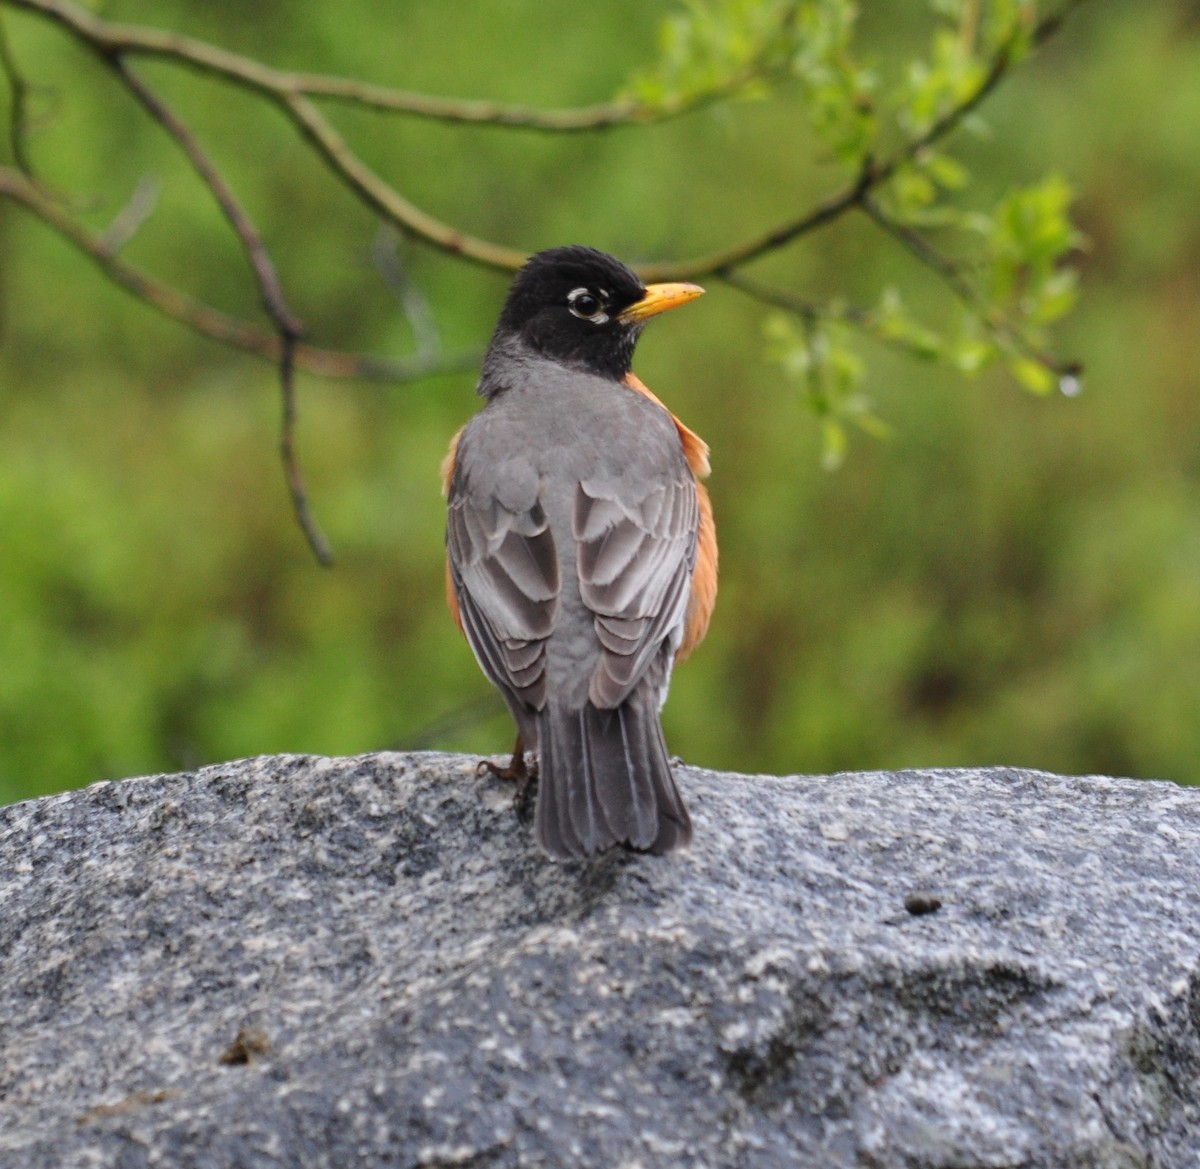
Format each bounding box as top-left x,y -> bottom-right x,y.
1,164 -> 478,380
108,61 -> 302,334
639,163 -> 876,282
2,0 -> 527,272
1,0 -> 761,132
720,270 -> 831,324
278,335 -> 334,567
101,58 -> 339,562
278,89 -> 526,272
1,0 -> 1086,282
860,197 -> 985,313
0,9 -> 35,174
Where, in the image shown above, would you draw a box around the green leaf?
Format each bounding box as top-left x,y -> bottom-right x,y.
848,401 -> 894,441
624,0 -> 811,109
874,287 -> 944,360
820,417 -> 848,470
924,150 -> 969,192
892,165 -> 938,213
950,337 -> 997,375
763,312 -> 812,378
1010,356 -> 1056,395
1029,268 -> 1080,325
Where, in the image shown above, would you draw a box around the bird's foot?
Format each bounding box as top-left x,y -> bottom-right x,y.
476,736 -> 538,823
476,756 -> 526,783
476,735 -> 527,781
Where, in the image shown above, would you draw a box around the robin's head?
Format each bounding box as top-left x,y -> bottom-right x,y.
490,245 -> 704,381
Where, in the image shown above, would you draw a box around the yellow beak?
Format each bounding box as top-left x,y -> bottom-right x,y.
617,281 -> 705,324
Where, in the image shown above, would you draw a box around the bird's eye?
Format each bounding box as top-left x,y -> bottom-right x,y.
567,287 -> 607,322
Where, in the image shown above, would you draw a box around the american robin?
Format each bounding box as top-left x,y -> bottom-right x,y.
443,245 -> 717,860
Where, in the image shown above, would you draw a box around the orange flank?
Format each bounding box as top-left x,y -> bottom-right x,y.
622,373 -> 717,662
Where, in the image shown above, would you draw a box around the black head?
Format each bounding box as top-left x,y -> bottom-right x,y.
488,245 -> 703,382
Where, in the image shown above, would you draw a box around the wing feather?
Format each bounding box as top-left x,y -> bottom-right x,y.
447,485 -> 559,709
575,476 -> 698,710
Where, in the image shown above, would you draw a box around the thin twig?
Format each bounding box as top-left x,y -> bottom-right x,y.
392,692 -> 507,751
97,175 -> 159,252
860,194 -> 1080,377
0,9 -> 35,174
1,0 -> 762,132
647,2 -> 1087,281
1,0 -> 1086,281
278,334 -> 334,567
720,270 -> 838,325
108,61 -> 302,335
641,162 -> 877,282
0,164 -> 478,379
721,269 -> 950,367
860,196 -> 982,310
372,227 -> 441,362
279,88 -> 526,272
104,58 -> 334,563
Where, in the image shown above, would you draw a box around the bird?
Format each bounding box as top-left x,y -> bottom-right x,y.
443,245 -> 717,860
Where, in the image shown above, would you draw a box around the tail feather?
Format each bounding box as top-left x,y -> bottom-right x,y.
591,705 -> 658,849
536,711 -> 584,858
535,695 -> 692,860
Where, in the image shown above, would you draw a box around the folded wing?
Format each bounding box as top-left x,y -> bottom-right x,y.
574,476 -> 699,710
446,489 -> 559,710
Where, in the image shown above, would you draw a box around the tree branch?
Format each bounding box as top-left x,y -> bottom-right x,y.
721,269 -> 844,325
279,88 -> 527,272
860,194 -> 1080,381
0,8 -> 35,174
276,335 -> 334,567
3,0 -> 528,272
0,0 -> 1086,283
0,165 -> 478,381
103,58 -> 338,563
641,1 -> 1089,282
0,0 -> 1088,521
1,0 -> 767,132
722,269 -> 952,368
640,163 -> 877,282
109,61 -> 301,336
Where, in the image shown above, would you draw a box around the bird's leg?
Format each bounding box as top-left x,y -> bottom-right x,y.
512,756 -> 539,824
476,736 -> 539,823
477,734 -> 527,783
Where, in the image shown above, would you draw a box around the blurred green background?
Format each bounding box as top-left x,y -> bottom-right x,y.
1,1 -> 1198,805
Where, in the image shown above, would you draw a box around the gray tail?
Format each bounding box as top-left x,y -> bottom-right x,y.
535,694 -> 692,861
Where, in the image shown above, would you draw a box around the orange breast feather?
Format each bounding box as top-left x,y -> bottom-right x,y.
623,373 -> 717,661
442,426 -> 465,634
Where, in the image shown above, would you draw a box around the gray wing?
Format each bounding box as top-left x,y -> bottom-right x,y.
574,475 -> 699,710
447,478 -> 559,712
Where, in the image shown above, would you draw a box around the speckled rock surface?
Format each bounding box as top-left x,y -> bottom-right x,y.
2,755 -> 1200,1167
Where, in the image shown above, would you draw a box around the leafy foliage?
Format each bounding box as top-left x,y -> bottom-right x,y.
626,0 -> 810,107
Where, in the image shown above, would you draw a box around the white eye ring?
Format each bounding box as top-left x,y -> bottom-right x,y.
567,287 -> 609,323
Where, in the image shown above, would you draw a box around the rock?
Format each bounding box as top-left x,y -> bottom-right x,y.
2,754 -> 1200,1167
